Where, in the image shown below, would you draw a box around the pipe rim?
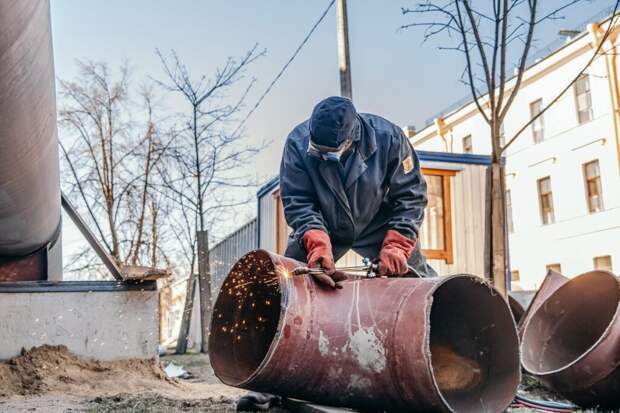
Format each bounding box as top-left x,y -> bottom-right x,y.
427,274 -> 521,413
236,250 -> 290,387
521,270 -> 620,376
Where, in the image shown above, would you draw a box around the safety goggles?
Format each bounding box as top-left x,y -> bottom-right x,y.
307,138 -> 353,162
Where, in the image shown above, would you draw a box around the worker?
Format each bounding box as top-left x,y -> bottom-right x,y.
237,96 -> 436,411
280,95 -> 436,286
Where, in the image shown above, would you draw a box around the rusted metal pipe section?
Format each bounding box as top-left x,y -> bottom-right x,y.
209,250 -> 520,412
0,0 -> 61,280
517,270 -> 568,338
508,294 -> 525,325
521,270 -> 620,409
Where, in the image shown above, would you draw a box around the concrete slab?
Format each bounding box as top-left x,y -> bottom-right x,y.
0,281 -> 159,360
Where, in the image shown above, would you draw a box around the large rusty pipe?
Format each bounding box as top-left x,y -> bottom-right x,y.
517,269 -> 568,338
521,270 -> 620,409
209,250 -> 520,412
0,0 -> 61,257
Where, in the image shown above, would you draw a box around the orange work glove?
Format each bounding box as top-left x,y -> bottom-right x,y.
378,230 -> 416,276
303,229 -> 345,288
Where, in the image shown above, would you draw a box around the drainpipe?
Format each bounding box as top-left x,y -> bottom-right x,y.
434,117 -> 451,152
588,22 -> 620,174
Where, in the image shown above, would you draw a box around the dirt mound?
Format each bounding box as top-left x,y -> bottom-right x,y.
0,344 -> 170,398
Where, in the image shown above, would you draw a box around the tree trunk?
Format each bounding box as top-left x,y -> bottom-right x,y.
175,273 -> 196,354
484,162 -> 509,298
197,230 -> 212,353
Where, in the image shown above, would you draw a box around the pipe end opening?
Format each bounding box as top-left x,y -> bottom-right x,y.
208,250 -> 282,386
429,276 -> 520,412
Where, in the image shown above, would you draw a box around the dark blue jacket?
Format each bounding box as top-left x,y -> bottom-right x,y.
279,113 -> 428,263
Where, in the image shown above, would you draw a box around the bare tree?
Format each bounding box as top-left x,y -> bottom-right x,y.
154,46 -> 265,352
59,61 -> 170,277
402,1 -> 619,295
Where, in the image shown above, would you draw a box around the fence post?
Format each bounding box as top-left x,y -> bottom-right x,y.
175,273 -> 196,354
197,230 -> 212,353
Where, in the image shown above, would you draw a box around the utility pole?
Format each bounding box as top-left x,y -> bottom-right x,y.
336,0 -> 352,100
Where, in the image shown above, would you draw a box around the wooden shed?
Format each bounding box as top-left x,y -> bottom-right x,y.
257,151 -> 492,276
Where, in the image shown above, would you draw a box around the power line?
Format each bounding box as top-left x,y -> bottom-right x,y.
234,0 -> 336,134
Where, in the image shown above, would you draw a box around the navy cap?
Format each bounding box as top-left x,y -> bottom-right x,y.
309,96 -> 357,148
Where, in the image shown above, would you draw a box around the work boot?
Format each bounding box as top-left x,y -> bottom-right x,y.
236,392 -> 281,412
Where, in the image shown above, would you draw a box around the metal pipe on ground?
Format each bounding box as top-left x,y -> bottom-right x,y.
521,270 -> 620,410
209,250 -> 520,412
517,270 -> 568,338
0,0 -> 61,279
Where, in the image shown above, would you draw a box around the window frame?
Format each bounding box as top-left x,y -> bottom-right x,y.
420,168 -> 455,264
537,176 -> 555,225
593,255 -> 613,272
511,270 -> 520,282
462,135 -> 473,154
574,74 -> 593,124
583,159 -> 603,213
530,99 -> 545,143
272,168 -> 456,264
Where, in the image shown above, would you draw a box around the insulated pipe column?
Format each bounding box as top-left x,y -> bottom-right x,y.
0,0 -> 61,261
209,250 -> 521,412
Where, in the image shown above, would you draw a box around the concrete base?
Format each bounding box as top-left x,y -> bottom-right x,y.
0,281 -> 159,360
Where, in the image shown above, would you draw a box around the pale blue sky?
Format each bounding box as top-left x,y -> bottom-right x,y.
50,1 -> 612,235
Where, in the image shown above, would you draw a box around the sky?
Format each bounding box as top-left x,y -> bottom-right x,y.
50,0 -> 612,242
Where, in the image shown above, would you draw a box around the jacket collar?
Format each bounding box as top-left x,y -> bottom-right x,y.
343,116 -> 376,189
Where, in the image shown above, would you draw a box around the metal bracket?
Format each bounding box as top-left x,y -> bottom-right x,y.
61,192 -> 124,281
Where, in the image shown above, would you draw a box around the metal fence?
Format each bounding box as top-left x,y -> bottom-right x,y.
209,218 -> 257,294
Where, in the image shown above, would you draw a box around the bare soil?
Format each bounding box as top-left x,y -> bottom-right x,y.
0,346 -> 243,412
0,345 -> 604,412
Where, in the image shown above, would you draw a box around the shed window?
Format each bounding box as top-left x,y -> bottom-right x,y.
530,99 -> 545,143
511,270 -> 520,282
546,263 -> 562,273
574,74 -> 593,124
594,255 -> 613,272
537,177 -> 555,225
583,160 -> 603,213
419,168 -> 455,264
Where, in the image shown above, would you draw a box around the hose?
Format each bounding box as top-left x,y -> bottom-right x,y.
511,394 -> 576,412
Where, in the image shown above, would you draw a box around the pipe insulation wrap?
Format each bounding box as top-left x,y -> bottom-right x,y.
0,0 -> 61,257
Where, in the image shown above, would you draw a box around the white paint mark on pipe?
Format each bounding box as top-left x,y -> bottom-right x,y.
319,330 -> 329,356
348,327 -> 386,373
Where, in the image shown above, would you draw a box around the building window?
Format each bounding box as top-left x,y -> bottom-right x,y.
511,270 -> 520,282
594,255 -> 613,271
574,74 -> 593,124
462,135 -> 473,153
537,177 -> 555,225
419,168 -> 455,264
530,99 -> 545,143
546,263 -> 562,273
506,189 -> 514,233
583,160 -> 603,213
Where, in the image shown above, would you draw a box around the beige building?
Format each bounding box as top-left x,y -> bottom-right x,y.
411,10 -> 620,289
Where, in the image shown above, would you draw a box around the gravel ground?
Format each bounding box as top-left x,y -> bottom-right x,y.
0,352 -> 610,412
